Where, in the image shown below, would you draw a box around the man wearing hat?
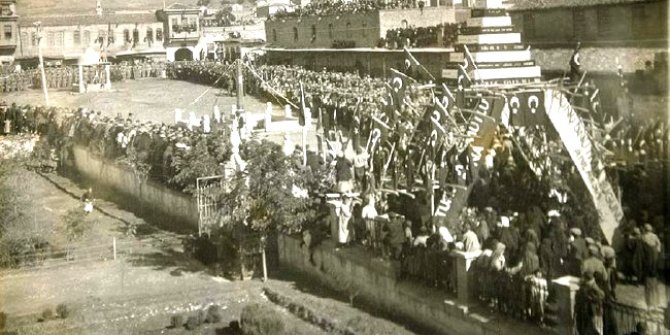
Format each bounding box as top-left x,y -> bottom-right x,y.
567,227 -> 588,276
637,223 -> 662,309
582,245 -> 608,291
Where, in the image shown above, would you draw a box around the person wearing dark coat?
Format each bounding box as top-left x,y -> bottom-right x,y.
567,227 -> 589,276
601,246 -> 619,335
575,271 -> 605,335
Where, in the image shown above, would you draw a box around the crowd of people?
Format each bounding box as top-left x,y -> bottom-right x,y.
383,23 -> 460,49
269,0 -> 416,20
1,60 -> 667,334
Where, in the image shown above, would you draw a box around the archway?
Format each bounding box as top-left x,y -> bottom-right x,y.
174,48 -> 193,61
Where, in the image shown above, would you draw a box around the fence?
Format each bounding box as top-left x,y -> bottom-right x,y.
611,301 -> 668,335
0,236 -> 180,276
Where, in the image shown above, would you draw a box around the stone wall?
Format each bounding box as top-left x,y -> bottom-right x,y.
71,145 -> 198,228
277,234 -> 547,335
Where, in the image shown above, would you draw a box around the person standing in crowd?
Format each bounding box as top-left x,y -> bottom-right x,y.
361,194 -> 378,249
636,223 -> 662,310
601,246 -> 619,335
335,152 -> 354,193
575,271 -> 605,335
462,222 -> 480,252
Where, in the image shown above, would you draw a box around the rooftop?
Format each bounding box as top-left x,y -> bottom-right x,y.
18,11 -> 160,27
15,0 -> 199,17
509,0 -> 656,11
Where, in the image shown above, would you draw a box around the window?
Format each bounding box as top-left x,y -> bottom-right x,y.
572,9 -> 585,39
84,30 -> 91,44
74,30 -> 81,45
57,31 -> 64,46
597,7 -> 612,36
20,32 -> 27,46
272,28 -> 277,42
311,24 -> 316,42
362,23 -> 367,37
522,12 -> 535,38
156,28 -> 163,41
346,22 -> 351,38
631,5 -> 647,37
146,27 -> 153,43
4,24 -> 12,40
47,32 -> 55,46
123,29 -> 130,43
133,29 -> 139,44
1,4 -> 10,16
293,27 -> 298,41
328,23 -> 333,38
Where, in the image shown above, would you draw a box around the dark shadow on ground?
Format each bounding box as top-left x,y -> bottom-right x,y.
268,269 -> 435,335
58,168 -> 195,236
126,245 -> 209,275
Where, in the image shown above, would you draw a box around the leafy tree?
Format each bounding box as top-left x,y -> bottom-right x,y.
218,139 -> 312,235
170,134 -> 226,194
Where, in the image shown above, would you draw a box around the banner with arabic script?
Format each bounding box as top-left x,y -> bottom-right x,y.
544,89 -> 624,244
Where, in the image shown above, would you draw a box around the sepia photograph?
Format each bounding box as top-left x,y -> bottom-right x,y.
0,0 -> 668,334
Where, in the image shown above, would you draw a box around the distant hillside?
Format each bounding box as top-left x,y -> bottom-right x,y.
16,0 -> 200,17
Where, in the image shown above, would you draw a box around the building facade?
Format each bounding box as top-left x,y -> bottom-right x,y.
16,11 -> 166,63
0,0 -> 18,64
265,7 -> 456,49
508,0 -> 668,47
158,3 -> 208,62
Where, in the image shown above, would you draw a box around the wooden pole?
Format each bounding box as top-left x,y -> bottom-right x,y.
236,59 -> 244,113
262,248 -> 268,282
113,236 -> 117,260
35,22 -> 49,106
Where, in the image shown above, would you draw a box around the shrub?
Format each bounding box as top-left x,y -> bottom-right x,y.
170,314 -> 183,329
185,316 -> 199,330
197,309 -> 206,325
55,304 -> 69,319
40,308 -> 53,321
0,311 -> 6,330
239,303 -> 285,335
206,305 -> 222,323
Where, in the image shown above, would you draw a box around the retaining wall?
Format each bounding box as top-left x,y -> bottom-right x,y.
277,235 -> 546,335
72,145 -> 198,228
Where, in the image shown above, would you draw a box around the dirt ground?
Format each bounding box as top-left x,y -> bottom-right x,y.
0,169 -> 326,334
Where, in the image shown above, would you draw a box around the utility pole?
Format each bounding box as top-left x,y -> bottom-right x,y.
236,58 -> 244,113
34,21 -> 49,106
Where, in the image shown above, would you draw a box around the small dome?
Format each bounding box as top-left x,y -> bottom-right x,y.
78,47 -> 100,66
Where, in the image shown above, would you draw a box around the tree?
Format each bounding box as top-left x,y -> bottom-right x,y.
218,139 -> 312,235
170,133 -> 230,194
61,208 -> 92,260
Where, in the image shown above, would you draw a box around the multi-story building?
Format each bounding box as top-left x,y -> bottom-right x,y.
265,7 -> 455,49
0,0 -> 18,64
157,2 -> 208,61
16,1 -> 166,64
508,0 -> 668,48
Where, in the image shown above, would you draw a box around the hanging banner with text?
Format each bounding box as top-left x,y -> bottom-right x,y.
544,89 -> 624,244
